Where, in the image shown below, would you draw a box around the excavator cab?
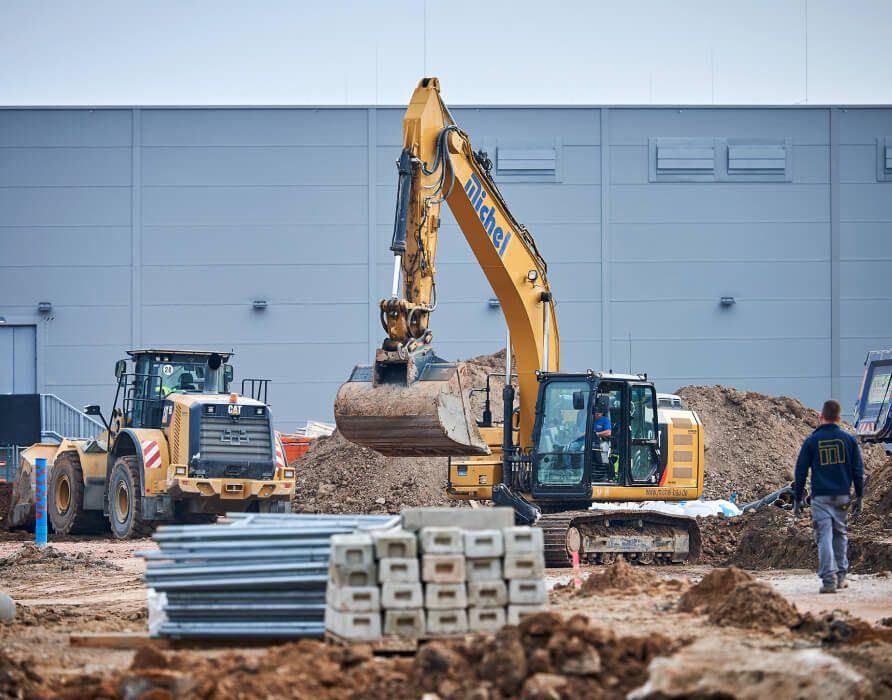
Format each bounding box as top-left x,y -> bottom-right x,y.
528,374 -> 662,501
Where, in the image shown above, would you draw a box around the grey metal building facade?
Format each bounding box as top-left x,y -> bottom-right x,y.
1,105 -> 890,430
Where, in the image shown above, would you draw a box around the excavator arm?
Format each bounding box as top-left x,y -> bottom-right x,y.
335,78 -> 559,455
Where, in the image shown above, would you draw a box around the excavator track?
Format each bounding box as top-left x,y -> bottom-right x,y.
536,510 -> 702,568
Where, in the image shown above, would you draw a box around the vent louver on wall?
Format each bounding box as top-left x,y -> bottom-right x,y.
649,138 -> 716,181
656,143 -> 715,174
727,143 -> 786,174
495,143 -> 559,181
879,138 -> 892,181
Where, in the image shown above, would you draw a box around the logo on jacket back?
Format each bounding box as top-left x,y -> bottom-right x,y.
818,439 -> 846,466
464,174 -> 511,257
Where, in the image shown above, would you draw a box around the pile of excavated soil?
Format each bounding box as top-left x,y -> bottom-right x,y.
290,430 -> 451,515
697,514 -> 749,564
0,649 -> 43,699
856,454 -> 892,530
27,613 -> 673,700
726,503 -> 892,574
708,580 -> 800,629
291,349 -> 512,515
460,348 -> 517,424
0,482 -> 11,527
678,567 -> 800,629
795,609 -> 892,646
728,507 -> 818,571
0,543 -> 122,576
677,566 -> 754,613
574,557 -> 688,597
675,385 -> 889,503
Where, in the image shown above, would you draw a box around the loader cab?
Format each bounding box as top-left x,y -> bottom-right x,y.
529,373 -> 663,501
116,350 -> 234,429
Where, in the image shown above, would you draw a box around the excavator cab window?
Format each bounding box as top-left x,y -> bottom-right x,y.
534,380 -> 590,490
629,384 -> 661,484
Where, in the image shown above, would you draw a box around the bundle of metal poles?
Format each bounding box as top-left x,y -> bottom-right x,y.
138,512 -> 399,639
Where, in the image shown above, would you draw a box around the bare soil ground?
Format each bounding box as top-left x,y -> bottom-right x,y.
1,536 -> 889,698
1,366 -> 891,697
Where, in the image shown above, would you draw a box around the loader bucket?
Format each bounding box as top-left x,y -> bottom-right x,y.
334,353 -> 490,457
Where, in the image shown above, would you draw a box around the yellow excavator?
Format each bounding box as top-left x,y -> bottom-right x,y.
336,78 -> 705,566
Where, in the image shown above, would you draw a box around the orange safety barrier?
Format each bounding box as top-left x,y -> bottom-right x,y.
280,435 -> 314,463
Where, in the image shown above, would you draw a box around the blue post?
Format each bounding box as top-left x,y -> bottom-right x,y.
35,457 -> 47,547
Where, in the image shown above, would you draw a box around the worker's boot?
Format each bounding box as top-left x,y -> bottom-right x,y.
836,573 -> 848,589
819,580 -> 837,594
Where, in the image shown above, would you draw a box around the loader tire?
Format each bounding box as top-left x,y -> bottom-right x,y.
107,456 -> 153,539
48,452 -> 105,535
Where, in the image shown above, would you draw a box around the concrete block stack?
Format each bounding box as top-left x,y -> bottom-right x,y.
325,507 -> 547,641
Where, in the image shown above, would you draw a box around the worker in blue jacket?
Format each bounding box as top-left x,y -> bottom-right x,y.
793,399 -> 864,594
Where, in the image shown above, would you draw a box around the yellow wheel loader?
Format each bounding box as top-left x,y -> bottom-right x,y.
335,79 -> 705,565
10,350 -> 295,538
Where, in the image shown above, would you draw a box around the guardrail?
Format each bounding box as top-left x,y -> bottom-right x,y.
40,394 -> 104,443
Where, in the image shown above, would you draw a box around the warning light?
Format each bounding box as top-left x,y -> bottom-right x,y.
229,393 -> 237,403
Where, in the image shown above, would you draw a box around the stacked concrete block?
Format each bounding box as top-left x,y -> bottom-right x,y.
419,526 -> 467,634
503,526 -> 547,623
378,527 -> 426,639
325,510 -> 547,641
326,533 -> 383,639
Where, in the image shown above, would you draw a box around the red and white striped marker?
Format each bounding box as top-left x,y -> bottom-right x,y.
275,441 -> 286,471
141,440 -> 163,470
571,550 -> 582,589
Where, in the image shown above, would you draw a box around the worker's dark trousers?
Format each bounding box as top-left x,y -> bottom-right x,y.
811,494 -> 850,585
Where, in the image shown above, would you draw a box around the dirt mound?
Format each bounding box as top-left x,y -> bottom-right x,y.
725,503 -> 892,574
6,602 -> 146,631
678,567 -> 799,629
675,385 -> 888,503
0,543 -> 122,574
678,566 -> 754,613
290,429 -> 452,514
697,515 -> 748,564
0,649 -> 44,699
708,580 -> 800,629
0,482 -> 11,527
291,349 -> 511,515
574,557 -> 687,597
857,454 -> 892,529
37,613 -> 672,700
795,609 -> 892,646
460,347 -> 516,424
729,507 -> 818,570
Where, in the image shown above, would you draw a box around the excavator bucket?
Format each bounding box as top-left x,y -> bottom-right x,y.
334,350 -> 490,457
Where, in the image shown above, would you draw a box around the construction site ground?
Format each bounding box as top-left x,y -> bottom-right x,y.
1,369 -> 891,696
0,529 -> 890,698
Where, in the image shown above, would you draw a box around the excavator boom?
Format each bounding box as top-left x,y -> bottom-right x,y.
335,78 -> 558,456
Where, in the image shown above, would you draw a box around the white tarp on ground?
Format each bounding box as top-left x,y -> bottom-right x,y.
588,499 -> 742,518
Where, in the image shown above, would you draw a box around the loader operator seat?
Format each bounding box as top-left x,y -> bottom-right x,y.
178,372 -> 196,392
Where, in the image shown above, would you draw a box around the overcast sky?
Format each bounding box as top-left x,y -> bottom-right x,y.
1,0 -> 890,106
